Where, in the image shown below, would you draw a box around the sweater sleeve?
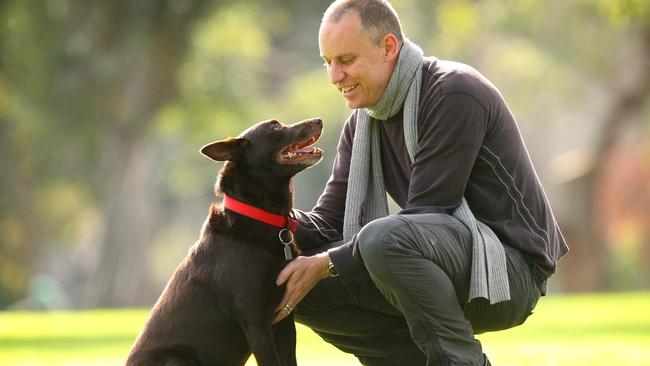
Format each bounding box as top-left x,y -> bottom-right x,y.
401,92 -> 487,214
293,114 -> 367,284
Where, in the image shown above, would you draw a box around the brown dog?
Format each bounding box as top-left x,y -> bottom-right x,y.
126,118 -> 323,365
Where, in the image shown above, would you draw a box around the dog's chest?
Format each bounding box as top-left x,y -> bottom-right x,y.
203,233 -> 287,283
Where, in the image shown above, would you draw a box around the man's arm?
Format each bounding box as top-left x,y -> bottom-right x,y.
273,115 -> 365,323
401,91 -> 487,214
291,114 -> 367,283
291,118 -> 351,248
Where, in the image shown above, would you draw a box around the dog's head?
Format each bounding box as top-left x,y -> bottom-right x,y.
201,118 -> 324,181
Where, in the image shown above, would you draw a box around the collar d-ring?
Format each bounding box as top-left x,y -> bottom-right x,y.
278,228 -> 293,245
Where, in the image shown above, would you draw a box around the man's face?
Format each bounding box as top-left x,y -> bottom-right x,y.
319,11 -> 394,109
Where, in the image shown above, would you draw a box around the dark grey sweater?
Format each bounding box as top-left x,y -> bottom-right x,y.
294,57 -> 568,287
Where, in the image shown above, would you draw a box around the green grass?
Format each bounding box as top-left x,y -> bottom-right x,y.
1,292 -> 649,365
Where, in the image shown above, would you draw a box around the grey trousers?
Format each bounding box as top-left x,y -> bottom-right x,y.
294,214 -> 542,366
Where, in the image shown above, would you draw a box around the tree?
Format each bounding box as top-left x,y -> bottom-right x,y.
1,0 -> 212,307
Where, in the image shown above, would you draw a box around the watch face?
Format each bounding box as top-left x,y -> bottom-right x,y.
328,259 -> 338,277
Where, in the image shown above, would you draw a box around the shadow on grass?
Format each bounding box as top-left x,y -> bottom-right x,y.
0,334 -> 134,350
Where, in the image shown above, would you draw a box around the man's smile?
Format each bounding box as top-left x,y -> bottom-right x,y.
339,83 -> 359,96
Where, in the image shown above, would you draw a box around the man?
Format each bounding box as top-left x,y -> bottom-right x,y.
272,0 -> 568,365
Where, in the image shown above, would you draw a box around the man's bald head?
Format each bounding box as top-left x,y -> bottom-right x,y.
321,0 -> 404,46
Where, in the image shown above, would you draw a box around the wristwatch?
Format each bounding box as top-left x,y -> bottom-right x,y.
327,256 -> 339,277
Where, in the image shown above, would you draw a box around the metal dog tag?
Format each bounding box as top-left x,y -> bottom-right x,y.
283,243 -> 293,261
279,228 -> 294,261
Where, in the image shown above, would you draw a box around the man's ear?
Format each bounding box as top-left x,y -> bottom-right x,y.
381,33 -> 400,61
200,137 -> 251,162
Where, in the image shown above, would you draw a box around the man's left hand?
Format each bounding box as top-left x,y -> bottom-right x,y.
272,252 -> 330,324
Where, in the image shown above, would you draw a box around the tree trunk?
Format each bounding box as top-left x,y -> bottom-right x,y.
77,0 -> 211,307
558,28 -> 650,291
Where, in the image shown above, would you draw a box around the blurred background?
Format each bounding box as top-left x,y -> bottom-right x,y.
0,0 -> 649,311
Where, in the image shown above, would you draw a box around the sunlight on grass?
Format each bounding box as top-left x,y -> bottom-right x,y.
0,292 -> 648,365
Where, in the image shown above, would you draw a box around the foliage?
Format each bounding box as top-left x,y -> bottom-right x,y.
0,292 -> 648,365
0,0 -> 649,307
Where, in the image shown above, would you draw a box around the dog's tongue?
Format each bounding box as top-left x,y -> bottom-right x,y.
295,142 -> 316,153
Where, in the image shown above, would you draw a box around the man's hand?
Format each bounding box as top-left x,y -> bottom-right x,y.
272,252 -> 330,324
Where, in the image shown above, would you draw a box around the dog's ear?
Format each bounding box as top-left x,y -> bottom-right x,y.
200,138 -> 251,162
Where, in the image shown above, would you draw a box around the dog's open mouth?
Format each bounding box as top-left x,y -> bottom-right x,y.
279,133 -> 323,164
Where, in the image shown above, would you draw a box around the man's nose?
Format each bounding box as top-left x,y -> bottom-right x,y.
328,63 -> 345,84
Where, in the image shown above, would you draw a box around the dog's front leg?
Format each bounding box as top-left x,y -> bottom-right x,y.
273,313 -> 297,366
243,323 -> 281,366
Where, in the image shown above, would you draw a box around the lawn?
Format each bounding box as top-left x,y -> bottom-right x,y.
0,292 -> 648,365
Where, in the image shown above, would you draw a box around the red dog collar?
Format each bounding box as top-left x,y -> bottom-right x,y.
223,194 -> 298,233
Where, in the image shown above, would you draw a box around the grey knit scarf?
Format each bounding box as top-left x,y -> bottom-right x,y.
344,39 -> 510,304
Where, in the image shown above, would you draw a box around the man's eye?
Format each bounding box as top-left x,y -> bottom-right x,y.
341,58 -> 354,65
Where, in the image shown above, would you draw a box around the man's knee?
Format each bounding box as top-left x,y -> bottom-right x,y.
356,216 -> 408,271
357,214 -> 472,277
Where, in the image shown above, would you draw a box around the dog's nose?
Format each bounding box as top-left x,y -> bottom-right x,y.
292,118 -> 322,128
